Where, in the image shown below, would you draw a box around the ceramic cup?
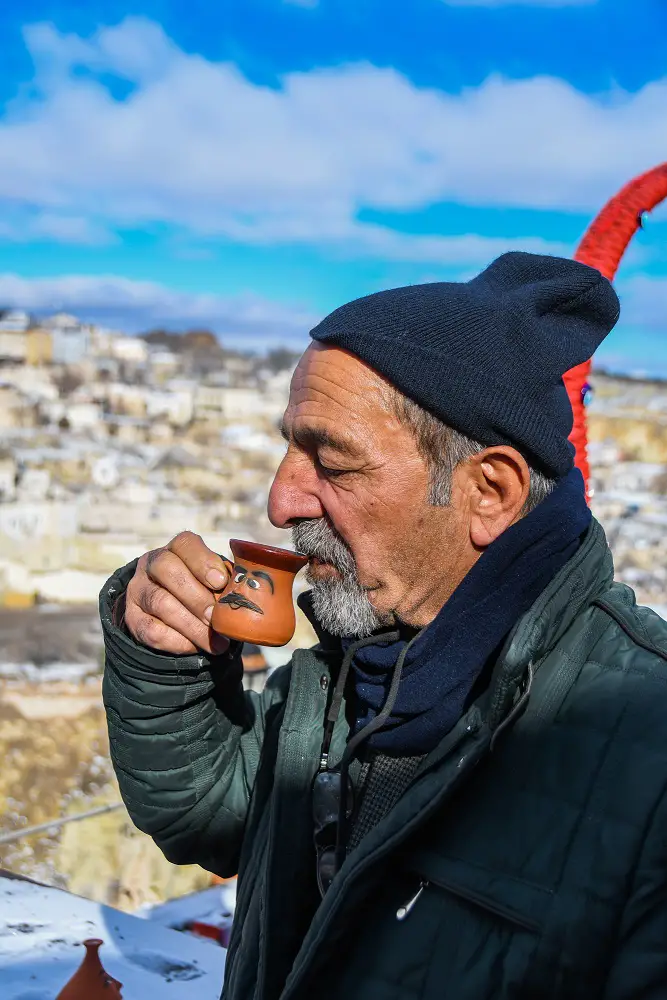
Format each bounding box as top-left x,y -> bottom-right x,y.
211,539 -> 308,647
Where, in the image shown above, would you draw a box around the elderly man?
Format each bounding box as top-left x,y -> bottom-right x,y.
101,253 -> 667,1000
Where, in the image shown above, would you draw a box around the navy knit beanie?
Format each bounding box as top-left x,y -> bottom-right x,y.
309,252 -> 620,479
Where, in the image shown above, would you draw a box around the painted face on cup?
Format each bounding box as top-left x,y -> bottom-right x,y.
211,539 -> 308,646
217,563 -> 275,617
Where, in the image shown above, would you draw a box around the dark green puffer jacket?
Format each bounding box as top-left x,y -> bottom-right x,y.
101,520 -> 667,1000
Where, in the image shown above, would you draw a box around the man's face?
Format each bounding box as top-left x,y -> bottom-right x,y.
267,343 -> 474,635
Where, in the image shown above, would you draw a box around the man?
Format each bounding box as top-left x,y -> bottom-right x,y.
101,252 -> 667,1000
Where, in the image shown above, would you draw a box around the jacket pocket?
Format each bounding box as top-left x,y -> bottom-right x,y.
403,848 -> 553,935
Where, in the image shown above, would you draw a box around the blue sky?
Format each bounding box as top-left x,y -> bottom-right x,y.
0,0 -> 666,372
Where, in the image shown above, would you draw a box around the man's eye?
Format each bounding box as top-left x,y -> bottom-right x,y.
234,572 -> 245,583
318,461 -> 348,478
247,579 -> 260,590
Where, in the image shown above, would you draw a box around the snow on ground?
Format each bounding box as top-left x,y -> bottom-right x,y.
0,873 -> 226,999
137,883 -> 236,930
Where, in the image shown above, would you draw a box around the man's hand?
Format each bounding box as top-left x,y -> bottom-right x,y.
123,532 -> 231,655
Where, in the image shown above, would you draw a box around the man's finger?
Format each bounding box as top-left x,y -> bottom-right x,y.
125,604 -> 198,655
137,583 -> 215,651
143,548 -> 219,624
167,532 -> 230,591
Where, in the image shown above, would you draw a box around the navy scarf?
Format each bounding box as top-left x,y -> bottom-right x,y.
343,467 -> 591,756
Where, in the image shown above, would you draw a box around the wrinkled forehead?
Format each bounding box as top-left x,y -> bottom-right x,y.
282,343 -> 422,464
287,342 -> 394,425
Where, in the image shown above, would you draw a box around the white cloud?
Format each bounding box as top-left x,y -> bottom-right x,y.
0,273 -> 316,347
0,211 -> 113,245
0,267 -> 662,367
0,17 -> 664,259
338,225 -> 569,263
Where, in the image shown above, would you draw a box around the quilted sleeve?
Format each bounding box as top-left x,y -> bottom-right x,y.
99,560 -> 291,878
602,784 -> 667,999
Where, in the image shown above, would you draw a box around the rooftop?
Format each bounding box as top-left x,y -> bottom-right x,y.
0,870 -> 226,999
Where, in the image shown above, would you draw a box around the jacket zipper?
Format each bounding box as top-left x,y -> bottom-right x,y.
396,881 -> 428,920
280,717 -> 484,1000
395,876 -> 541,934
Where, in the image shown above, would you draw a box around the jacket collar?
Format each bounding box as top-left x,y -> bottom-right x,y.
484,517 -> 613,728
297,517 -> 614,730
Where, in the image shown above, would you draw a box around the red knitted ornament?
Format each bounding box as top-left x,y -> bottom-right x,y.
565,163 -> 667,500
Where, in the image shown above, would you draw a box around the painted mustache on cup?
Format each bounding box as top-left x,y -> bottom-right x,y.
218,591 -> 264,615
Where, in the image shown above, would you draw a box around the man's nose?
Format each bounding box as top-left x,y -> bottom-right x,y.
268,455 -> 324,529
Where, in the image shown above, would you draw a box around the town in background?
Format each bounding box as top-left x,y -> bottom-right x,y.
0,305 -> 665,908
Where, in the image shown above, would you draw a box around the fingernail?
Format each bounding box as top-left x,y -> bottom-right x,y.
204,605 -> 213,622
206,569 -> 226,589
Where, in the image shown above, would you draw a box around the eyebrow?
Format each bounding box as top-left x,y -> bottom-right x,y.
280,421 -> 354,454
234,564 -> 248,576
251,570 -> 275,593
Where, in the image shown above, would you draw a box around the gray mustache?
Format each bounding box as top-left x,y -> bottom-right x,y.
292,519 -> 355,575
218,591 -> 264,615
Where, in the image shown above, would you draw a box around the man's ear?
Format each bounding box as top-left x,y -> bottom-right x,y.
463,447 -> 530,549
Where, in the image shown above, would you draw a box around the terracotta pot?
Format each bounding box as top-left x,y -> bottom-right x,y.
211,539 -> 308,646
56,939 -> 123,999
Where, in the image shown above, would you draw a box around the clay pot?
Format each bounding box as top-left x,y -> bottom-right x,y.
211,539 -> 308,647
56,939 -> 123,1000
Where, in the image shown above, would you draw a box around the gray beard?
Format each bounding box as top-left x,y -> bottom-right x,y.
291,519 -> 387,638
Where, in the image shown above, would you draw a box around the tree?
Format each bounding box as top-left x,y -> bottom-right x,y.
141,329 -> 183,352
652,470 -> 667,495
141,327 -> 223,356
265,347 -> 300,373
183,329 -> 220,352
53,369 -> 84,397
